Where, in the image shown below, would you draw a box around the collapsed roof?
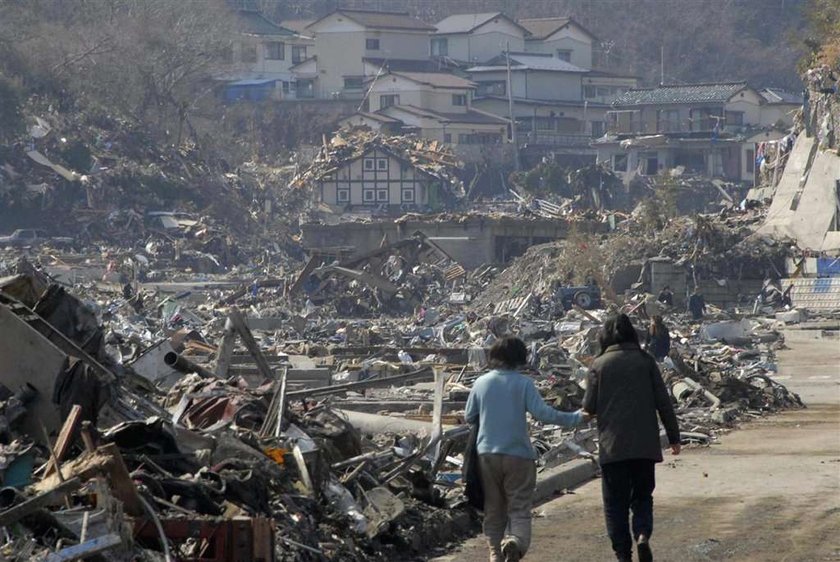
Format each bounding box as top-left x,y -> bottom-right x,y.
291,130 -> 464,195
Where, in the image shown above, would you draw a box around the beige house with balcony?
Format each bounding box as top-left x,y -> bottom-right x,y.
431,13 -> 527,64
303,9 -> 436,99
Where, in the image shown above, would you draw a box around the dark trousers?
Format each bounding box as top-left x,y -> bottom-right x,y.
601,459 -> 656,558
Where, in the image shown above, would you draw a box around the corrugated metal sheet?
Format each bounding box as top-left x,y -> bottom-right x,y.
785,277 -> 840,310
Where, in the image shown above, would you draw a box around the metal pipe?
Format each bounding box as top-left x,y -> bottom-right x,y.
163,352 -> 216,379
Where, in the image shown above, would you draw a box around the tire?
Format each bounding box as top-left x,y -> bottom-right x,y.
573,291 -> 593,309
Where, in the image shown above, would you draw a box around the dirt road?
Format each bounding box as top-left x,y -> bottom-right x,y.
433,329 -> 840,562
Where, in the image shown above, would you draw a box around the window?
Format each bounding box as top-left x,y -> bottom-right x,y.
241,44 -> 257,63
612,154 -> 628,172
376,189 -> 389,202
443,133 -> 452,143
363,158 -> 375,171
292,45 -> 306,64
402,188 -> 416,202
265,41 -> 285,60
431,37 -> 448,56
457,133 -> 502,145
452,94 -> 467,106
281,81 -> 290,94
590,121 -> 605,137
583,85 -> 597,98
477,81 -> 506,96
344,77 -> 364,90
380,94 -> 399,109
725,111 -> 744,126
362,187 -> 376,203
220,46 -> 234,64
366,38 -> 380,50
377,158 -> 388,170
746,148 -> 755,174
658,109 -> 680,132
557,49 -> 572,62
337,188 -> 350,203
535,117 -> 555,131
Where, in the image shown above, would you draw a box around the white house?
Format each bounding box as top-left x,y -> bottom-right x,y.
759,88 -> 803,129
431,12 -> 528,64
519,17 -> 596,70
218,10 -> 315,100
304,9 -> 436,99
347,71 -> 509,146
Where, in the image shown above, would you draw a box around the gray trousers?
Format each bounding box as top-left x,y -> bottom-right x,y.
479,454 -> 537,558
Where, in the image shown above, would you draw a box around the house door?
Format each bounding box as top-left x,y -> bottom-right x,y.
641,152 -> 659,175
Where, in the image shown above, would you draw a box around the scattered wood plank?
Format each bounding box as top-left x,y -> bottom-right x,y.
44,404 -> 83,477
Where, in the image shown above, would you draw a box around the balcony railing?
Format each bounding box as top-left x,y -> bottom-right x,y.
607,121 -> 741,136
523,132 -> 593,147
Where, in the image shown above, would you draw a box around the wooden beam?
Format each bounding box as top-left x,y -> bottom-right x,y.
229,307 -> 275,381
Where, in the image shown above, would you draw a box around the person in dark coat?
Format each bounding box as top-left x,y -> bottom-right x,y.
657,286 -> 674,307
688,289 -> 706,320
645,315 -> 671,361
583,314 -> 681,562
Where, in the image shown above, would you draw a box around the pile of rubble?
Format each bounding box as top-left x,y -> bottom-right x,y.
0,213 -> 810,561
803,64 -> 839,152
472,208 -> 790,310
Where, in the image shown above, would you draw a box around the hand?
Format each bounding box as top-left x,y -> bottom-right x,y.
671,443 -> 681,455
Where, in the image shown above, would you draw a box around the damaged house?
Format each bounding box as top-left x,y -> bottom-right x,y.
596,82 -> 798,184
294,131 -> 464,215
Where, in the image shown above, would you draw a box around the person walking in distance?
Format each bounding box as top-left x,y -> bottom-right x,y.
645,315 -> 671,362
466,336 -> 588,561
583,314 -> 681,561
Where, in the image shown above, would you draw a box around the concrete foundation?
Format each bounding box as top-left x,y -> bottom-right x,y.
302,217 -> 604,269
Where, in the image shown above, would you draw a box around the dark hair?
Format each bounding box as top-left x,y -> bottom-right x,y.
489,336 -> 528,369
598,313 -> 640,354
650,315 -> 666,335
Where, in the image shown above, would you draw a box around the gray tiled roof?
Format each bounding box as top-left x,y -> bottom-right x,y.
236,10 -> 295,36
383,105 -> 507,124
310,9 -> 435,31
760,88 -> 803,105
468,53 -> 587,73
612,82 -> 749,106
392,71 -> 476,89
434,13 -> 502,34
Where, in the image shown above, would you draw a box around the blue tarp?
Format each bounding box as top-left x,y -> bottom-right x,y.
816,257 -> 840,277
223,79 -> 277,102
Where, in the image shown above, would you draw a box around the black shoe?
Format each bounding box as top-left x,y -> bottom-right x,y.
615,554 -> 632,562
637,536 -> 653,562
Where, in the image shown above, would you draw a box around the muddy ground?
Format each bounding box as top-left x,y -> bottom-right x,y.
432,328 -> 840,562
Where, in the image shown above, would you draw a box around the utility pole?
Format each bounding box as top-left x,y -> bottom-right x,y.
660,44 -> 665,86
505,41 -> 521,171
